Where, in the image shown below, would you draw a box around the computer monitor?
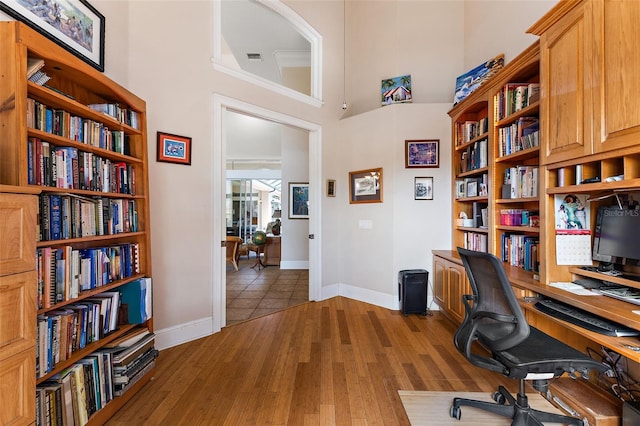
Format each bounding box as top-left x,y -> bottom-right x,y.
593,205 -> 640,267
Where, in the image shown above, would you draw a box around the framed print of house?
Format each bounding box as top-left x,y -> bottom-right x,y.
381,74 -> 412,106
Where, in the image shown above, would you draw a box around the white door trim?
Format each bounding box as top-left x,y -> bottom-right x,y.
212,94 -> 322,331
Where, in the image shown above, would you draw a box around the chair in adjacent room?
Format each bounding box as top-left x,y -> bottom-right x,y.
226,236 -> 243,271
451,247 -> 607,426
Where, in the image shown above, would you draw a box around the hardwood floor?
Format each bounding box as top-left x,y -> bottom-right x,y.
107,297 -> 517,425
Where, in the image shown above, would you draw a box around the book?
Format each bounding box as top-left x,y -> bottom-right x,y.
27,57 -> 45,78
119,277 -> 152,324
103,327 -> 150,349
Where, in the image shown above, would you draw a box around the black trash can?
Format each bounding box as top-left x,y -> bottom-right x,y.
398,269 -> 428,316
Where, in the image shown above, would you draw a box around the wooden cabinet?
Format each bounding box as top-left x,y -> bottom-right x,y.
0,21 -> 153,425
264,236 -> 281,266
531,0 -> 640,164
433,251 -> 470,325
0,188 -> 38,426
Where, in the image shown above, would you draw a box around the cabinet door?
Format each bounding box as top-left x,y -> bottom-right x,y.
448,265 -> 467,324
0,193 -> 37,276
0,271 -> 36,361
433,257 -> 447,308
0,350 -> 35,426
539,2 -> 592,164
591,0 -> 640,153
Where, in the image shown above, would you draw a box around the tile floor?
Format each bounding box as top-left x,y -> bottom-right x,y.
226,253 -> 309,326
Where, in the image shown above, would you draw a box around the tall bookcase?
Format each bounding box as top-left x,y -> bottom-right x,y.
0,22 -> 153,425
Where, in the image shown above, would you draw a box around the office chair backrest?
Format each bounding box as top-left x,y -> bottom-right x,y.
455,248 -> 530,371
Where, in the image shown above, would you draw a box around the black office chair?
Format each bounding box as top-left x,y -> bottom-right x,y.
451,248 -> 607,426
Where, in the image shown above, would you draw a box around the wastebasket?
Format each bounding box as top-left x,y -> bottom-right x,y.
398,269 -> 428,316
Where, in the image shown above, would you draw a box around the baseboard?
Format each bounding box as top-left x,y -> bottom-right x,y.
322,282 -> 399,310
280,260 -> 308,269
154,316 -> 214,351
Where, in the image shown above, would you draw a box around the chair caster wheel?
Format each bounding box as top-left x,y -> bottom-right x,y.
492,391 -> 506,404
450,405 -> 461,420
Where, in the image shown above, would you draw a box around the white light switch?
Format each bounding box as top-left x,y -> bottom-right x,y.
359,220 -> 373,229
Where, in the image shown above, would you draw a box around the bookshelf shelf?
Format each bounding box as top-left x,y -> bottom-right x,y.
0,21 -> 154,425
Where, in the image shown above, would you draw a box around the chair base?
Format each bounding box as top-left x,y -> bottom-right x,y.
450,385 -> 585,426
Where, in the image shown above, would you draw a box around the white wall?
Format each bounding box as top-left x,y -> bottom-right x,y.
2,0 -> 559,349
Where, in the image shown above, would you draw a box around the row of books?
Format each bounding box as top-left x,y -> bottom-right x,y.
501,233 -> 539,272
28,138 -> 136,195
497,116 -> 540,157
36,330 -> 157,426
499,209 -> 539,227
39,193 -> 138,242
494,82 -> 540,121
37,292 -> 120,378
36,243 -> 141,309
459,138 -> 488,173
88,103 -> 140,130
463,231 -> 488,252
504,166 -> 539,199
455,117 -> 489,146
26,98 -> 131,155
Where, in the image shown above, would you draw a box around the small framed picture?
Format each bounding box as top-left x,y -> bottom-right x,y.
349,168 -> 383,204
466,178 -> 478,197
414,177 -> 433,200
456,179 -> 466,199
157,132 -> 192,165
405,139 -> 439,168
289,182 -> 309,219
326,179 -> 336,197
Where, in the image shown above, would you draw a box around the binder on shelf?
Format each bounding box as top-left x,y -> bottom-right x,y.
119,277 -> 152,325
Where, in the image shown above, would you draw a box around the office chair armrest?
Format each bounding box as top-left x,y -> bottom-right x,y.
460,321 -> 509,374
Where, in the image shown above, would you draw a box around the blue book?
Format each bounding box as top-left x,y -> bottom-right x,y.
45,108 -> 53,133
49,194 -> 62,240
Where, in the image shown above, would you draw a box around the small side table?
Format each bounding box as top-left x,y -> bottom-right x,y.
247,243 -> 265,270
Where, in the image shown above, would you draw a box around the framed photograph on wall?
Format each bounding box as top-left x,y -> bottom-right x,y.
405,139 -> 439,168
414,177 -> 433,200
326,179 -> 336,197
157,132 -> 192,165
0,0 -> 106,71
289,182 -> 309,219
349,168 -> 383,204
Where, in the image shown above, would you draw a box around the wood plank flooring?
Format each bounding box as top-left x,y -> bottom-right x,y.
107,297 -> 517,425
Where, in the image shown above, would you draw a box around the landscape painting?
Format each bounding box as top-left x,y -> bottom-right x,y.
453,54 -> 504,105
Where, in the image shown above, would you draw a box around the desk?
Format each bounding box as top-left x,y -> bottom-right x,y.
247,243 -> 265,270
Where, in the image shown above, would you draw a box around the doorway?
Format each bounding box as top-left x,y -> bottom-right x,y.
213,94 -> 322,331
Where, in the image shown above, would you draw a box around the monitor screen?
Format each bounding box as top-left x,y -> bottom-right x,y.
593,206 -> 640,264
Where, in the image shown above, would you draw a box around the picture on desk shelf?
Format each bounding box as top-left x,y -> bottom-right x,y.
0,0 -> 105,71
555,194 -> 589,230
289,182 -> 309,219
157,132 -> 192,165
349,168 -> 383,204
414,177 -> 433,200
405,139 -> 439,168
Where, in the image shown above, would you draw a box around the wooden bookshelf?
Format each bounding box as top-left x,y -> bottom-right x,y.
0,21 -> 153,425
436,0 -> 640,378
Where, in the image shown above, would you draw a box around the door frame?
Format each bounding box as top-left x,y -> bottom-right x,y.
212,94 -> 322,330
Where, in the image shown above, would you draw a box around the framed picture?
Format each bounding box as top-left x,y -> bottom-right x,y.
414,177 -> 433,200
349,168 -> 383,204
453,53 -> 504,105
157,132 -> 192,165
289,183 -> 309,219
405,139 -> 439,168
381,74 -> 412,106
326,179 -> 336,197
466,178 -> 478,197
0,0 -> 105,71
455,179 -> 466,199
